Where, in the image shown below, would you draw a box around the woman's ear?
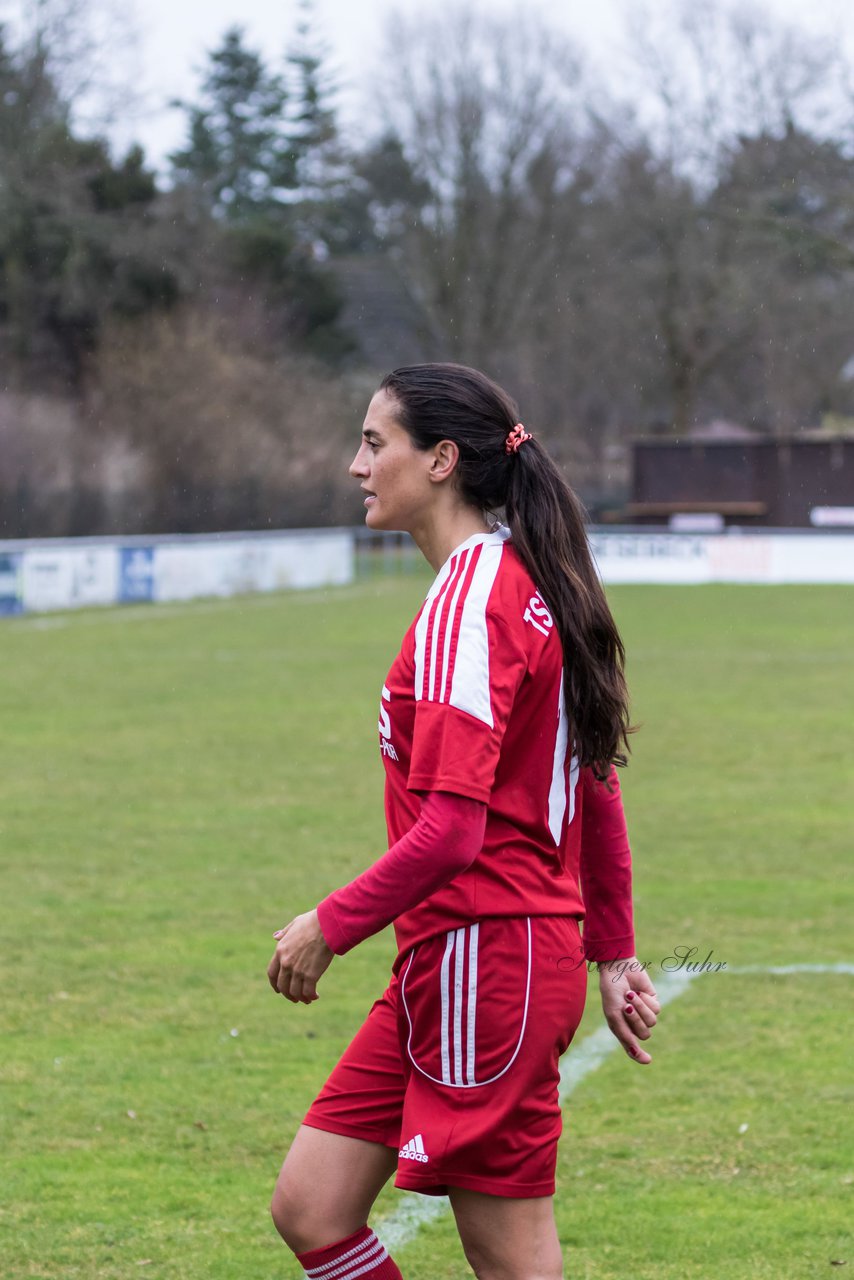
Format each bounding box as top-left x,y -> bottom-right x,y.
428,439 -> 460,484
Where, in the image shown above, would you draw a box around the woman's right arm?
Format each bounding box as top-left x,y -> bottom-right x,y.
267,791 -> 484,1004
316,791 -> 486,954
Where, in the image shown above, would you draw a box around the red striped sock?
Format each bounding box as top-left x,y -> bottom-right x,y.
296,1225 -> 403,1279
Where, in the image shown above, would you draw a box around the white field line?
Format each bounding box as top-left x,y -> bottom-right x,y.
556,969 -> 697,1101
728,962 -> 854,975
377,963 -> 852,1252
380,970 -> 696,1250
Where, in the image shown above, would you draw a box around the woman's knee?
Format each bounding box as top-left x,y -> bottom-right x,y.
270,1171 -> 313,1250
460,1244 -> 563,1280
270,1126 -> 397,1253
270,1168 -> 354,1253
451,1189 -> 564,1280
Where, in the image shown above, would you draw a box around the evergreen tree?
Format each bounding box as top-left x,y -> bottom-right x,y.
287,0 -> 337,165
170,26 -> 296,220
284,2 -> 349,257
0,24 -> 179,388
169,19 -> 350,355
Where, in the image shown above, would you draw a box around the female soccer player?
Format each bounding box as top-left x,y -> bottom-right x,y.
267,364 -> 660,1280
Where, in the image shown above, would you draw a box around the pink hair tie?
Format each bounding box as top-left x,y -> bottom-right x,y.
505,423 -> 532,454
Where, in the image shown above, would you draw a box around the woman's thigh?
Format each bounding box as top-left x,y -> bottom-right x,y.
273,980 -> 406,1251
271,1124 -> 398,1253
449,1188 -> 563,1280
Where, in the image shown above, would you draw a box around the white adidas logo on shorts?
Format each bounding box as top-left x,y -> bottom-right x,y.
399,1133 -> 429,1163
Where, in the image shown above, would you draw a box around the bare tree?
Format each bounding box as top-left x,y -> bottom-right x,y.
373,3 -> 594,366
1,0 -> 144,135
616,0 -> 850,183
86,304 -> 366,531
596,0 -> 854,433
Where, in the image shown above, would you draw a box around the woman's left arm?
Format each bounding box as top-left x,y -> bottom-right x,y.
578,766 -> 635,962
579,766 -> 661,1061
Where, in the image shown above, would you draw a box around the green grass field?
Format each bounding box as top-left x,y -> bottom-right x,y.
1,578 -> 852,1279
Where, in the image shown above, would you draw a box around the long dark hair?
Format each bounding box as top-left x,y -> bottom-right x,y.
379,362 -> 632,777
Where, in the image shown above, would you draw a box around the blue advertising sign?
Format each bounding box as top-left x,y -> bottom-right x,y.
0,552 -> 23,615
119,546 -> 155,603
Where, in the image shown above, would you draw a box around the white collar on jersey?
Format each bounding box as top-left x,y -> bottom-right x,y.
439,524 -> 510,575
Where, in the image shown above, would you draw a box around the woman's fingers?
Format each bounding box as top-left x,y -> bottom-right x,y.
600,980 -> 659,1064
624,992 -> 658,1031
631,974 -> 661,1013
279,965 -> 302,1003
267,951 -> 320,1004
289,971 -> 318,1004
608,1009 -> 654,1062
267,944 -> 295,999
267,911 -> 333,1005
622,1005 -> 652,1039
267,952 -> 283,993
624,1038 -> 653,1065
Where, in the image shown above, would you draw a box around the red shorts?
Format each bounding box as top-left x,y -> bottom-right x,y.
303,915 -> 587,1198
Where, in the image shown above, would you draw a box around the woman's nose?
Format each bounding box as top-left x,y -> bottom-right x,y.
349,444 -> 369,478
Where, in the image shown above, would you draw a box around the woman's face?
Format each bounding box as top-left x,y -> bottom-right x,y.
349,390 -> 438,532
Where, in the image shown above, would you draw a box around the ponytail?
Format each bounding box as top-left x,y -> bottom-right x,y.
506,440 -> 632,777
379,363 -> 633,777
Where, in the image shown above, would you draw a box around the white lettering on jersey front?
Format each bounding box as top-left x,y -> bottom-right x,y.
378,684 -> 398,760
524,593 -> 553,637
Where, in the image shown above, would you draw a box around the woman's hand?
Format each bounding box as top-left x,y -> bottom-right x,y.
267,909 -> 334,1005
597,958 -> 660,1064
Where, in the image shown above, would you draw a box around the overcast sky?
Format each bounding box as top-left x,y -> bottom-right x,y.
3,0 -> 852,168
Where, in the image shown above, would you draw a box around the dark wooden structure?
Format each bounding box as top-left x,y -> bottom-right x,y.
628,435 -> 854,528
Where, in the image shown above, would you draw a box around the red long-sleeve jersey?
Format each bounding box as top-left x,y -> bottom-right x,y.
318,528 -> 635,962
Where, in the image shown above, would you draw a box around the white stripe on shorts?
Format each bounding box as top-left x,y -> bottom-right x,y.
466,923 -> 479,1085
401,918 -> 532,1089
453,926 -> 466,1085
439,930 -> 455,1085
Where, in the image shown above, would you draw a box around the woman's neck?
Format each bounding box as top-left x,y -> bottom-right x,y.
410,505 -> 492,573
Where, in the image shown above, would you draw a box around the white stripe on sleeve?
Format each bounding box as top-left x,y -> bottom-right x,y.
414,554 -> 457,702
547,678 -> 569,844
438,550 -> 472,701
567,751 -> 580,825
448,543 -> 504,727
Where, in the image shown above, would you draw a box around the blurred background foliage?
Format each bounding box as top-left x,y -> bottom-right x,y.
1,0 -> 853,535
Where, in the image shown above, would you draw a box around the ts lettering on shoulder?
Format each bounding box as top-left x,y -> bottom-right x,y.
523,593 -> 554,637
378,685 -> 399,761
